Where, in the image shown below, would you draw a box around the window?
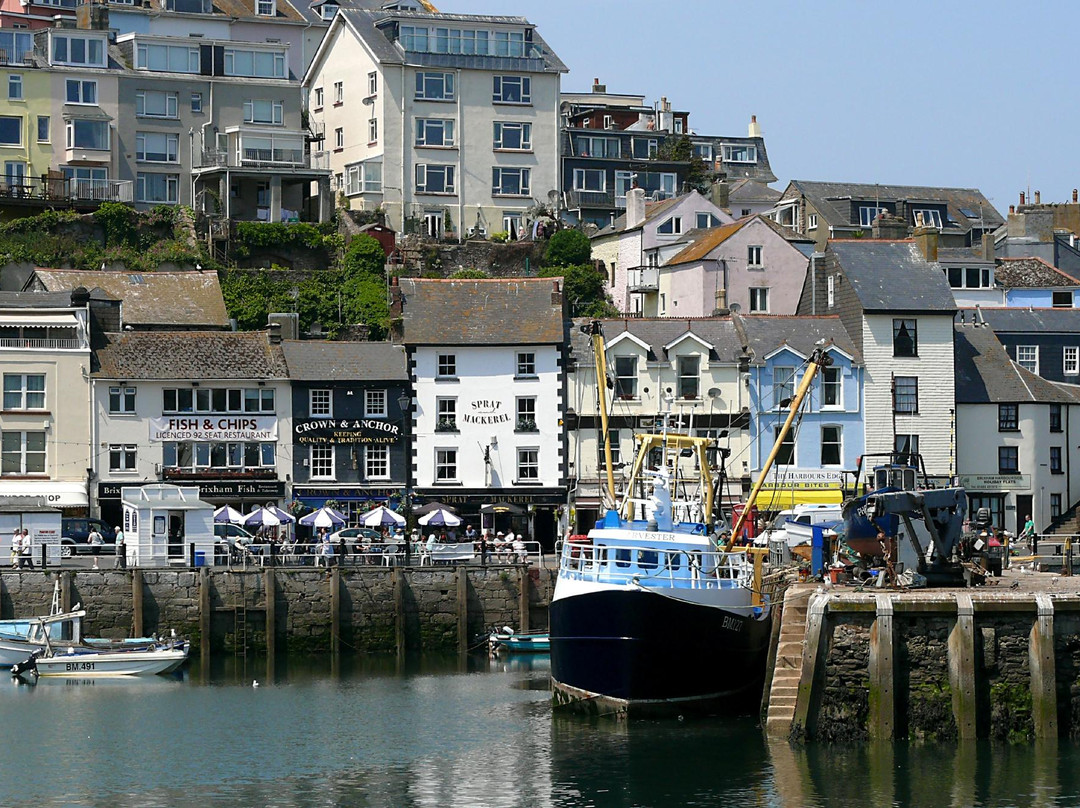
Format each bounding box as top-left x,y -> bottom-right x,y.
224,48 -> 285,78
677,355 -> 700,399
416,118 -> 455,147
895,434 -> 919,464
368,117 -> 377,143
0,116 -> 18,145
821,425 -> 842,466
363,444 -> 390,480
109,444 -> 137,472
1051,446 -> 1063,474
36,116 -> 49,143
614,355 -> 638,399
947,267 -> 993,289
859,206 -> 886,227
437,353 -> 456,377
344,161 -> 382,194
1017,345 -> 1038,373
748,245 -> 763,266
0,31 -> 32,65
435,397 -> 456,431
913,208 -> 943,228
310,446 -> 334,479
893,376 -> 918,414
256,0 -> 274,15
575,136 -> 621,159
136,43 -> 199,73
368,71 -> 377,96
136,90 -> 178,119
66,119 -> 108,152
516,396 -> 537,431
573,169 -> 605,192
692,142 -> 713,161
998,446 -> 1019,475
415,71 -> 454,101
1052,493 -> 1063,520
696,212 -> 721,229
722,143 -> 756,163
1051,403 -> 1063,432
52,34 -> 105,67
136,173 -> 178,204
334,128 -> 343,150
517,448 -> 539,481
1,431 -> 45,474
321,2 -> 337,19
3,374 -> 44,410
516,352 -> 536,376
334,81 -> 343,103
631,137 -> 658,159
365,389 -> 387,417
821,366 -> 841,408
415,164 -> 455,194
65,79 -> 96,105
1064,347 -> 1078,376
808,213 -> 818,229
493,75 -> 530,104
435,448 -> 457,481
749,287 -> 769,313
1053,291 -> 1073,308
190,92 -> 202,113
309,389 -> 331,417
492,121 -> 531,150
243,99 -> 284,126
109,386 -> 136,414
893,318 -> 918,357
136,132 -> 179,163
998,403 -> 1018,431
7,74 -> 20,101
604,429 -> 621,469
774,426 -> 795,465
657,216 -> 682,235
313,87 -> 323,108
492,167 -> 530,196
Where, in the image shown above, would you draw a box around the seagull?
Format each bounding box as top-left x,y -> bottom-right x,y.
252,679 -> 260,688
1009,581 -> 1020,589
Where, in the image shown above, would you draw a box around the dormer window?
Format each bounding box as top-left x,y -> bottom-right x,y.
657,216 -> 682,235
52,34 -> 105,67
256,0 -> 275,15
913,208 -> 943,228
320,2 -> 337,19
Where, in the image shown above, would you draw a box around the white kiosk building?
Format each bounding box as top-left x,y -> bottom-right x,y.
121,484 -> 215,567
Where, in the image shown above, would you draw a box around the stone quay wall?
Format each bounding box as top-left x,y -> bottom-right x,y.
0,565 -> 555,656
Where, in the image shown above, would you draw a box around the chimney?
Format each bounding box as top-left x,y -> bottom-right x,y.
625,187 -> 646,229
710,178 -> 729,211
76,0 -> 108,30
982,232 -> 995,262
591,77 -> 605,93
389,274 -> 403,318
913,226 -> 939,262
1073,189 -> 1078,204
267,322 -> 282,345
747,114 -> 762,139
71,285 -> 90,307
871,212 -> 908,240
268,312 -> 299,340
1009,205 -> 1015,214
1035,190 -> 1042,204
1020,192 -> 1025,206
551,279 -> 563,306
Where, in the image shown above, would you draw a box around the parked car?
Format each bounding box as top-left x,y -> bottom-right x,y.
328,527 -> 383,554
60,518 -> 116,557
214,523 -> 259,563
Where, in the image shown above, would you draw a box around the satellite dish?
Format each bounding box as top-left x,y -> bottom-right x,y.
729,303 -> 741,313
707,388 -> 721,399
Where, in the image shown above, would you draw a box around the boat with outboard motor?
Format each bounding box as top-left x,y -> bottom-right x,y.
11,624 -> 189,679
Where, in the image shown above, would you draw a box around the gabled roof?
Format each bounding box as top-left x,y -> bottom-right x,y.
954,322 -> 1080,404
94,332 -> 287,380
29,269 -> 229,330
664,219 -> 751,266
994,257 -> 1079,288
569,317 -> 743,368
281,340 -> 407,381
728,178 -> 782,205
595,195 -> 686,237
735,314 -> 861,366
829,240 -> 956,313
399,278 -> 565,346
976,307 -> 1080,334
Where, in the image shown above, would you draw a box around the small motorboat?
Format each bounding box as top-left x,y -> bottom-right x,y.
488,627 -> 549,655
12,637 -> 189,679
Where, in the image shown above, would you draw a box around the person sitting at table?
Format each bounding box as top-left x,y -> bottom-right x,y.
513,533 -> 527,564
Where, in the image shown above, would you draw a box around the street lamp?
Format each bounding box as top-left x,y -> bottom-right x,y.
397,392 -> 412,564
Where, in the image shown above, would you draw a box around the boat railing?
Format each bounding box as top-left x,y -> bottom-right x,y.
557,539 -> 754,589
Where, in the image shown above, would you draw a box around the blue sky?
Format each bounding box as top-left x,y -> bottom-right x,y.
444,0 -> 1079,217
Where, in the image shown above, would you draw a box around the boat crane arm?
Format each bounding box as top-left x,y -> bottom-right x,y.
582,321 -> 619,508
723,347 -> 833,553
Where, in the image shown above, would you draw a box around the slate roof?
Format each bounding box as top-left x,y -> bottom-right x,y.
95,332 -> 287,380
0,290 -> 92,308
281,340 -> 407,381
937,246 -> 992,264
728,178 -> 782,205
954,322 -> 1080,404
977,307 -> 1080,334
735,314 -> 862,366
595,195 -> 686,237
399,278 -> 565,345
829,240 -> 956,312
994,257 -> 1078,288
569,317 -> 744,368
664,219 -> 751,266
30,269 -> 229,329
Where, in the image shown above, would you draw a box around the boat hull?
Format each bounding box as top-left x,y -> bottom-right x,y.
550,588 -> 771,718
31,646 -> 189,677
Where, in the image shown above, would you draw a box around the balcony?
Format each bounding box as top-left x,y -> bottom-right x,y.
195,129 -> 329,173
627,266 -> 659,292
0,176 -> 131,207
565,189 -> 615,211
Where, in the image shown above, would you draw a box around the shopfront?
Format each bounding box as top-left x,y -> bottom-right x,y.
0,481 -> 88,515
958,474 -> 1032,534
291,485 -> 405,524
98,479 -> 286,528
413,488 -> 565,551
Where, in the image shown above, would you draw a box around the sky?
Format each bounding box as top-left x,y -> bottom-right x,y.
442,0 -> 1080,217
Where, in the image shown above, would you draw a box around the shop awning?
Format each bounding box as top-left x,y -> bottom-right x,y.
0,481 -> 88,507
754,487 -> 844,509
0,313 -> 79,326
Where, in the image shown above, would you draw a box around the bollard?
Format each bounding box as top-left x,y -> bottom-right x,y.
188,542 -> 196,568
40,543 -> 46,570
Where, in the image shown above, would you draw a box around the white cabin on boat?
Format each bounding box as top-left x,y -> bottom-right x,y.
121,484 -> 215,567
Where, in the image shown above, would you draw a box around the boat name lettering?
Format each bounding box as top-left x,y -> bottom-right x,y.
721,616 -> 743,632
65,661 -> 95,672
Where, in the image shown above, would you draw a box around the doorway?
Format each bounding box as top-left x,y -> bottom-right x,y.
168,512 -> 185,559
1015,494 -> 1033,535
423,210 -> 443,238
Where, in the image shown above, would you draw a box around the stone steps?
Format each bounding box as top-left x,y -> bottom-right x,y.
764,586 -> 813,738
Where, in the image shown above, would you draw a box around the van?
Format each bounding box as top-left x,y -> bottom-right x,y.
60,518 -> 116,556
762,504 -> 843,550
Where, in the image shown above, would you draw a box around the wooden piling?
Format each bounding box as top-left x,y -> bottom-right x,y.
518,567 -> 530,632
868,594 -> 896,740
456,566 -> 468,655
132,568 -> 144,638
393,567 -> 405,659
199,567 -> 211,662
1030,594 -> 1058,739
264,568 -> 275,675
948,594 -> 977,740
61,570 -> 72,613
330,566 -> 340,657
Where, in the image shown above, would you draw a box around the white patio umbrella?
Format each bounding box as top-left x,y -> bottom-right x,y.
357,505 -> 406,527
418,508 -> 462,527
214,506 -> 244,524
298,506 -> 347,529
243,506 -> 295,528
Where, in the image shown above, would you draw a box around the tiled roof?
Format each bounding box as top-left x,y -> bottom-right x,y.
994,257 -> 1078,288
977,307 -> 1080,334
399,278 -> 566,345
664,219 -> 751,266
214,0 -> 304,22
569,316 -> 744,367
281,340 -> 407,381
0,291 -> 87,308
30,269 -> 229,329
95,332 -> 287,380
596,195 -> 686,237
736,314 -> 862,366
954,322 -> 1080,404
830,240 -> 956,312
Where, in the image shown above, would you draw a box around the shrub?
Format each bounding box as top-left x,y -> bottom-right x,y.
544,229 -> 590,267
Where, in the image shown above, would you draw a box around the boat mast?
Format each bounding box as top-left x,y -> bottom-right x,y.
723,346 -> 833,552
583,320 -> 618,507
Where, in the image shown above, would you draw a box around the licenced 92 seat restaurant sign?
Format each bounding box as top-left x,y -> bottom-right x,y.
293,418 -> 401,445
150,416 -> 279,442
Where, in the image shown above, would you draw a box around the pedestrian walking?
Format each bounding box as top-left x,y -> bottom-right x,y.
11,528 -> 20,568
1019,515 -> 1038,555
88,527 -> 103,569
480,533 -> 489,566
20,529 -> 34,570
114,526 -> 126,569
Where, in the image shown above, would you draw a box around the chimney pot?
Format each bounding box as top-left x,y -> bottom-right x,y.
751,115 -> 756,123
1020,192 -> 1025,205
1009,204 -> 1015,214
1073,189 -> 1078,203
1035,190 -> 1041,204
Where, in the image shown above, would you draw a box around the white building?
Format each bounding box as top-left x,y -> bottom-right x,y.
395,277 -> 566,549
303,7 -> 566,238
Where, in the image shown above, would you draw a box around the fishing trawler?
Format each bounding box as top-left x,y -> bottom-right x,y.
550,322 -> 831,718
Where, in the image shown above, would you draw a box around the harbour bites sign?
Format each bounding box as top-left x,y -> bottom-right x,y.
150,416 -> 278,442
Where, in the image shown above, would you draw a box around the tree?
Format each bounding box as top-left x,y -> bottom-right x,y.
341,234 -> 387,279
544,229 -> 591,267
538,265 -> 618,318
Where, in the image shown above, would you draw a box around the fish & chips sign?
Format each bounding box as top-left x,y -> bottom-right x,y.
151,416 -> 277,442
294,418 -> 401,445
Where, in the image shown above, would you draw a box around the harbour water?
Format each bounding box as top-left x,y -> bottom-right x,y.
3,653 -> 1080,808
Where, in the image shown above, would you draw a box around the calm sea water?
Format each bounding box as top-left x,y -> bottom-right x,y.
1,653 -> 1079,808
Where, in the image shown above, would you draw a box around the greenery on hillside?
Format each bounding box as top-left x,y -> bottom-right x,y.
539,228 -> 619,318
